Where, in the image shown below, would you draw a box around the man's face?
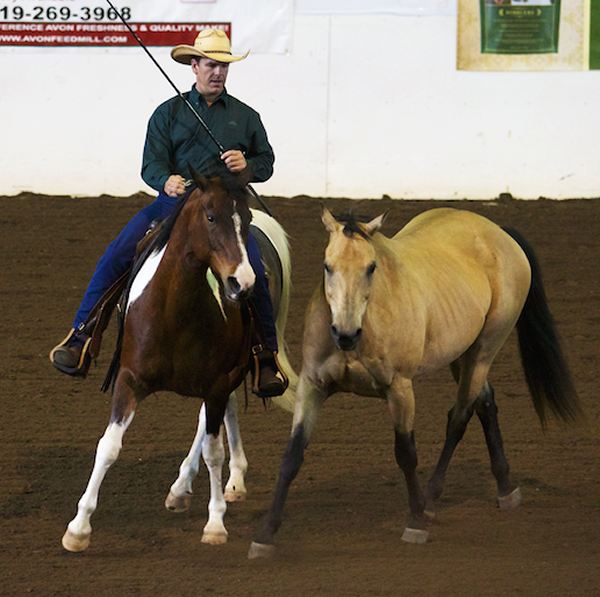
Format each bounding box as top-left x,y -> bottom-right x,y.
192,57 -> 229,101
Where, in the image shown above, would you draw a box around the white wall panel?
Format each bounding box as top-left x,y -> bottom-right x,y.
1,12 -> 600,199
233,16 -> 330,198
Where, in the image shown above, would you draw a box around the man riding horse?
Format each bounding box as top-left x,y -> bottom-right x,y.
50,29 -> 287,398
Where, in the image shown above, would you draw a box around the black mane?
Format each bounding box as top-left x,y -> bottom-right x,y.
334,212 -> 371,240
218,170 -> 252,203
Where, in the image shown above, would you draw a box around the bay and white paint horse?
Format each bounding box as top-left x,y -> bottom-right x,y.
249,207 -> 580,558
61,173 -> 296,552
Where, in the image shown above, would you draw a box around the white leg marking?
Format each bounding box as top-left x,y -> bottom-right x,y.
232,207 -> 255,291
201,431 -> 228,544
165,403 -> 207,513
127,245 -> 167,310
223,393 -> 248,502
62,413 -> 135,552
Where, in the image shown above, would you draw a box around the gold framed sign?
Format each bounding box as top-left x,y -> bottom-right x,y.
458,0 -> 592,70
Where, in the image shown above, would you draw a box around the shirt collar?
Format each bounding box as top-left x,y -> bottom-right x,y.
190,84 -> 229,108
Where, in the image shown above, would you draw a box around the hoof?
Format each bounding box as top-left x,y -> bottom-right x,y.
201,531 -> 228,545
165,491 -> 192,513
248,541 -> 275,560
401,527 -> 429,544
497,487 -> 522,511
423,495 -> 437,521
224,488 -> 247,503
62,529 -> 91,552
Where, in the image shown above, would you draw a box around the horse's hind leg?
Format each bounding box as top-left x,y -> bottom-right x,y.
474,382 -> 521,510
62,376 -> 138,552
223,393 -> 248,502
165,393 -> 248,514
165,402 -> 208,513
424,357 -> 490,516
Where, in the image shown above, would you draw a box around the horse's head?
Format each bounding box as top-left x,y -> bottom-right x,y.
186,171 -> 255,301
321,207 -> 387,351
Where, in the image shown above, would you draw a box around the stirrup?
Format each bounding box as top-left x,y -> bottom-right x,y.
49,327 -> 93,378
251,345 -> 289,398
50,268 -> 130,380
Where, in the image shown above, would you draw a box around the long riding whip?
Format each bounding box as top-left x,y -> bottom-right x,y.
105,0 -> 273,216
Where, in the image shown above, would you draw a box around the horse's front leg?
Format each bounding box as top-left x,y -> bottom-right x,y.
165,402 -> 208,513
62,375 -> 139,552
248,373 -> 326,559
223,393 -> 248,502
386,375 -> 428,544
200,398 -> 229,545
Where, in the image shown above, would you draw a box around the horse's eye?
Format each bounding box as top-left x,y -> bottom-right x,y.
366,262 -> 377,277
324,262 -> 332,275
206,214 -> 216,224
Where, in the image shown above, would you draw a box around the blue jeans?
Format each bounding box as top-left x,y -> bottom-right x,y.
73,192 -> 278,351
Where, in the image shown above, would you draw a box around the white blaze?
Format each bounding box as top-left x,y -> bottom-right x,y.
232,204 -> 255,291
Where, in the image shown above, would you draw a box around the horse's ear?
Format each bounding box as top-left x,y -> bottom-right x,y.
188,163 -> 207,192
321,206 -> 340,233
364,211 -> 388,236
236,166 -> 253,189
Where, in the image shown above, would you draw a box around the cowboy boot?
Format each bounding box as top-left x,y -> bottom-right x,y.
49,268 -> 131,378
251,344 -> 289,399
49,326 -> 92,377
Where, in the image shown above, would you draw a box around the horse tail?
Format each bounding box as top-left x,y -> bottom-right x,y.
272,231 -> 300,413
503,227 -> 581,426
250,209 -> 298,413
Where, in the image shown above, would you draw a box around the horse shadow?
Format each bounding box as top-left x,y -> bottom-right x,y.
3,445 -> 211,546
3,444 -> 572,548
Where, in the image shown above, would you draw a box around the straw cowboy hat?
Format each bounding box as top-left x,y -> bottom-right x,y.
171,29 -> 249,65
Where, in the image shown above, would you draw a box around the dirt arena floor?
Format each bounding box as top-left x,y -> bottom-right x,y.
1,193 -> 598,596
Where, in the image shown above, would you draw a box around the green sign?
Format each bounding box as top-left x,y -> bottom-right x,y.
591,0 -> 600,69
480,0 -> 561,54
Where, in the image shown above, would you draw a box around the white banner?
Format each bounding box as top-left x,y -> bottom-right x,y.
296,0 -> 456,16
0,0 -> 293,52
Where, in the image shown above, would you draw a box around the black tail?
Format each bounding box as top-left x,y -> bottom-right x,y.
503,227 -> 581,426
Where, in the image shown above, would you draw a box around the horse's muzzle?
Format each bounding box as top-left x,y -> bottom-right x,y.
225,276 -> 251,302
331,325 -> 362,351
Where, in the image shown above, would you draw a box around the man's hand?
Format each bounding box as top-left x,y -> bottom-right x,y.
164,175 -> 186,197
221,149 -> 247,173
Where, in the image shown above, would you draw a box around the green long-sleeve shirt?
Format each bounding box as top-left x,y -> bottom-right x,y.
141,85 -> 274,193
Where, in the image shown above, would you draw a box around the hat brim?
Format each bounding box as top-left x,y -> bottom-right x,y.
171,46 -> 249,65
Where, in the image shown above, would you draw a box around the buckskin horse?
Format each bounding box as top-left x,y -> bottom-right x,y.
61,172 -> 296,552
249,207 -> 580,558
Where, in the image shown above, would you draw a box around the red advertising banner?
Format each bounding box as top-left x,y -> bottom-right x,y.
0,0 -> 291,53
0,21 -> 230,47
